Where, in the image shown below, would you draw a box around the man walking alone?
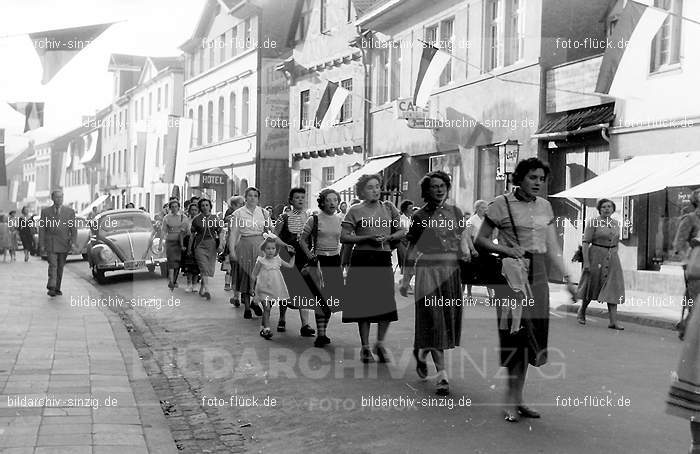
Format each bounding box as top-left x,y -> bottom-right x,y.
39,189 -> 77,297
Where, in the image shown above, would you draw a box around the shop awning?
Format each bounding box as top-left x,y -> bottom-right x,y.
552,151 -> 700,198
327,154 -> 402,193
533,104 -> 615,139
78,194 -> 109,218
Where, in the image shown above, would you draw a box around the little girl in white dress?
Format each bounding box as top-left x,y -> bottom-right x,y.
252,233 -> 295,339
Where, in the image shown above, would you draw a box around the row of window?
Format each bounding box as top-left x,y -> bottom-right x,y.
369,1 -> 525,107
296,0 -> 355,42
188,87 -> 251,147
66,168 -> 88,187
299,79 -> 352,129
102,84 -> 171,140
300,166 -> 335,186
134,83 -> 170,122
187,17 -> 256,79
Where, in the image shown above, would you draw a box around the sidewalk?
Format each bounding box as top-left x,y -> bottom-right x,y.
0,258 -> 176,453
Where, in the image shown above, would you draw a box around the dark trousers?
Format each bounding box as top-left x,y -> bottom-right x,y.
47,253 -> 68,291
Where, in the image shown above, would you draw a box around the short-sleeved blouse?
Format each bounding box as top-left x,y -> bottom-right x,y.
406,203 -> 464,254
342,201 -> 401,252
582,217 -> 620,247
231,205 -> 268,236
162,213 -> 188,241
485,192 -> 554,254
303,212 -> 341,256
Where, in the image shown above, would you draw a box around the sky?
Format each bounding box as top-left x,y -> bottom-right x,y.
0,0 -> 206,159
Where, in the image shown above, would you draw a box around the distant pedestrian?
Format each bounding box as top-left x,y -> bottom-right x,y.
465,200 -> 492,299
188,198 -> 222,300
576,198 -> 625,329
39,190 -> 78,297
18,206 -> 34,262
398,199 -> 414,296
299,188 -> 344,348
341,174 -> 406,363
252,234 -> 296,340
181,202 -> 201,292
7,210 -> 18,262
0,214 -> 10,263
160,199 -> 188,291
406,171 -> 470,395
476,158 -> 576,422
223,196 -> 245,303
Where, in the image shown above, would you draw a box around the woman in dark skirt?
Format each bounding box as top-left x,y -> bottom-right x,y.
160,199 -> 188,290
18,206 -> 34,261
181,202 -> 201,293
189,198 -> 222,301
476,158 -> 576,423
406,171 -> 471,396
299,188 -> 345,348
340,174 -> 406,363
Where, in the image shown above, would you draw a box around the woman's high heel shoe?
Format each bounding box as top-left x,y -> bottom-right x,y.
373,344 -> 390,363
517,405 -> 541,418
413,349 -> 428,379
360,347 -> 375,363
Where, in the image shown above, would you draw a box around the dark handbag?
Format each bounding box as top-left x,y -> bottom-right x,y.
572,245 -> 583,263
471,195 -> 518,286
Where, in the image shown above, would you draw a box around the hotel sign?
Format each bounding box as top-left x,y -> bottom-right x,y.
199,168 -> 228,188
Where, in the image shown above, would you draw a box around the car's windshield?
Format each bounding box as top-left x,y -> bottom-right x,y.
100,213 -> 153,234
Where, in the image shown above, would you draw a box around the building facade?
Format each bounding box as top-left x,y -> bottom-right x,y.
180,0 -> 294,211
356,0 -> 608,216
281,0 -> 371,208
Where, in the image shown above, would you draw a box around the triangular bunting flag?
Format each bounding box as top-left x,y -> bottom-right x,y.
314,81 -> 350,129
413,42 -> 451,108
8,102 -> 45,132
29,22 -> 114,84
596,1 -> 668,97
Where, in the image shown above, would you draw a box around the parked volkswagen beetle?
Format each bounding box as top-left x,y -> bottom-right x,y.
87,209 -> 166,284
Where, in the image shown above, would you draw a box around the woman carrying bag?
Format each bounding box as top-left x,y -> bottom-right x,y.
476,158 -> 576,423
299,188 -> 344,348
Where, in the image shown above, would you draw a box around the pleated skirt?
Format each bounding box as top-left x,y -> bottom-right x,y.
414,256 -> 463,350
234,235 -> 263,295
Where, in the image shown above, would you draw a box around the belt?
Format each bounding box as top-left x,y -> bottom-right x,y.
241,234 -> 263,238
592,242 -> 616,249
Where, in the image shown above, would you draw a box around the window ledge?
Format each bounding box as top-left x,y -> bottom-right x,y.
649,63 -> 682,77
336,120 -> 353,125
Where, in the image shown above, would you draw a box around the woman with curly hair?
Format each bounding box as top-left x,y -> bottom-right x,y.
405,171 -> 471,395
340,174 -> 406,363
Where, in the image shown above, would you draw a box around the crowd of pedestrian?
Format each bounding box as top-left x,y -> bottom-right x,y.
22,157 -> 700,435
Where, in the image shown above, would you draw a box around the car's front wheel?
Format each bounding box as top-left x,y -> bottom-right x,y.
92,266 -> 107,285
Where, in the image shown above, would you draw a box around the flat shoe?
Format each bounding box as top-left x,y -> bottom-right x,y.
436,379 -> 450,396
608,324 -> 624,330
413,349 -> 428,379
360,348 -> 375,363
277,321 -> 286,332
243,310 -> 252,319
577,317 -> 586,325
300,325 -> 315,337
251,302 -> 263,316
204,292 -> 211,301
260,328 -> 273,340
517,405 -> 540,418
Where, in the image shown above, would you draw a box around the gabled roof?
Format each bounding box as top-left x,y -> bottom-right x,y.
108,54 -> 147,72
150,56 -> 184,72
354,0 -> 390,17
180,0 -> 223,51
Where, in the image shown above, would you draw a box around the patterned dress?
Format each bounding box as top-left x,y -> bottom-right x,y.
254,255 -> 289,304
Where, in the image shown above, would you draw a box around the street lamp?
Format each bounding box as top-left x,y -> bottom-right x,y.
496,139 -> 520,193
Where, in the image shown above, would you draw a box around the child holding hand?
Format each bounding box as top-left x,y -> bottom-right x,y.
252,233 -> 295,339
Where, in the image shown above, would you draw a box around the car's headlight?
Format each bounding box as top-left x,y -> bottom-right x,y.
151,239 -> 162,255
99,247 -> 114,262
